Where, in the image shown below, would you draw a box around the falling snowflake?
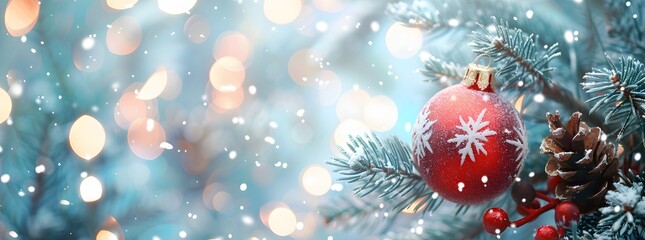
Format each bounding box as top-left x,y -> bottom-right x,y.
505,115 -> 528,166
412,107 -> 437,160
447,109 -> 497,165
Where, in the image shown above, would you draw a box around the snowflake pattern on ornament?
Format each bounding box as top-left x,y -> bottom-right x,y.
412,106 -> 437,160
505,115 -> 528,168
447,109 -> 497,165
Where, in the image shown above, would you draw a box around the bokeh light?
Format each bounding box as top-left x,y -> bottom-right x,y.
159,68 -> 182,100
213,32 -> 253,65
385,23 -> 423,59
209,56 -> 245,92
300,165 -> 332,196
158,0 -> 196,14
73,36 -> 105,72
98,216 -> 124,240
313,0 -> 345,12
127,118 -> 167,160
0,88 -> 12,124
4,0 -> 39,37
106,16 -> 142,55
363,95 -> 398,132
137,67 -> 168,100
80,176 -> 103,202
184,14 -> 210,44
114,89 -> 155,129
69,115 -> 106,160
317,70 -> 342,106
105,0 -> 138,10
288,49 -> 323,86
268,207 -> 297,236
211,87 -> 245,111
336,89 -> 370,121
96,230 -> 118,240
333,119 -> 370,148
263,0 -> 302,24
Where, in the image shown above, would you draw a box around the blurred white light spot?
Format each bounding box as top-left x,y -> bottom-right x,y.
370,21 -> 380,32
229,151 -> 237,159
146,118 -> 155,132
635,152 -> 641,161
481,175 -> 488,183
242,215 -> 254,225
316,21 -> 328,32
265,136 -> 275,145
80,176 -> 103,202
9,231 -> 18,238
178,230 -> 187,238
458,182 -> 465,192
1,174 -> 10,183
81,37 -> 95,50
296,221 -> 304,230
296,109 -> 305,117
240,183 -> 247,191
533,93 -> 545,103
564,30 -> 574,43
160,142 -> 173,150
35,164 -> 45,174
60,199 -> 70,205
448,18 -> 459,27
248,85 -> 257,95
330,183 -> 343,191
526,10 -> 534,19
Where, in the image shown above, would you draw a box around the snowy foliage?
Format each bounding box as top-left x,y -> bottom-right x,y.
412,106 -> 437,160
595,181 -> 645,239
447,109 -> 497,165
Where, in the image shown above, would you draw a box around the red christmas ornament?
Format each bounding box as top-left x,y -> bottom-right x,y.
482,208 -> 510,234
535,225 -> 559,240
412,56 -> 527,204
554,201 -> 580,227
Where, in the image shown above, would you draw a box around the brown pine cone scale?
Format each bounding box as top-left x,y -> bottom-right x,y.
540,111 -> 618,213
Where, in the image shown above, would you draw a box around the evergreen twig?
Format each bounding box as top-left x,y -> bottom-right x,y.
326,134 -> 443,214
582,56 -> 645,143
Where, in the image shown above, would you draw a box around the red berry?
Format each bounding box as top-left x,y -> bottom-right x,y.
517,199 -> 540,215
547,176 -> 562,195
535,225 -> 558,240
483,208 -> 510,234
512,181 -> 537,206
555,202 -> 580,227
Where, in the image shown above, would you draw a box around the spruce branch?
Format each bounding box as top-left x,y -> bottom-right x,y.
604,0 -> 645,60
582,56 -> 645,142
420,54 -> 465,86
469,17 -> 561,91
319,197 -> 397,234
327,133 -> 442,214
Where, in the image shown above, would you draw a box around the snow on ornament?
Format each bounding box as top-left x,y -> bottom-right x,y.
411,55 -> 527,205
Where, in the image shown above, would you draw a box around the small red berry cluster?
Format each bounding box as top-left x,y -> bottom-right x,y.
482,176 -> 581,240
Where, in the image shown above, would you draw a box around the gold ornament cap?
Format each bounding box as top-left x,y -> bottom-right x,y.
462,55 -> 495,92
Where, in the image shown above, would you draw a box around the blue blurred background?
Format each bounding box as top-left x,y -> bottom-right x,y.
0,0 -> 452,239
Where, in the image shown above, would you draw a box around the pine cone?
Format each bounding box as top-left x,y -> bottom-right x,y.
540,111 -> 619,213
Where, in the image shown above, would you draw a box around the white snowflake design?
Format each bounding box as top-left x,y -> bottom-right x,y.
447,109 -> 497,165
412,107 -> 437,160
505,115 -> 528,166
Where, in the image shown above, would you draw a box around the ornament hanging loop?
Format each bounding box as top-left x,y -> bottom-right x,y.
463,54 -> 496,92
472,54 -> 493,68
